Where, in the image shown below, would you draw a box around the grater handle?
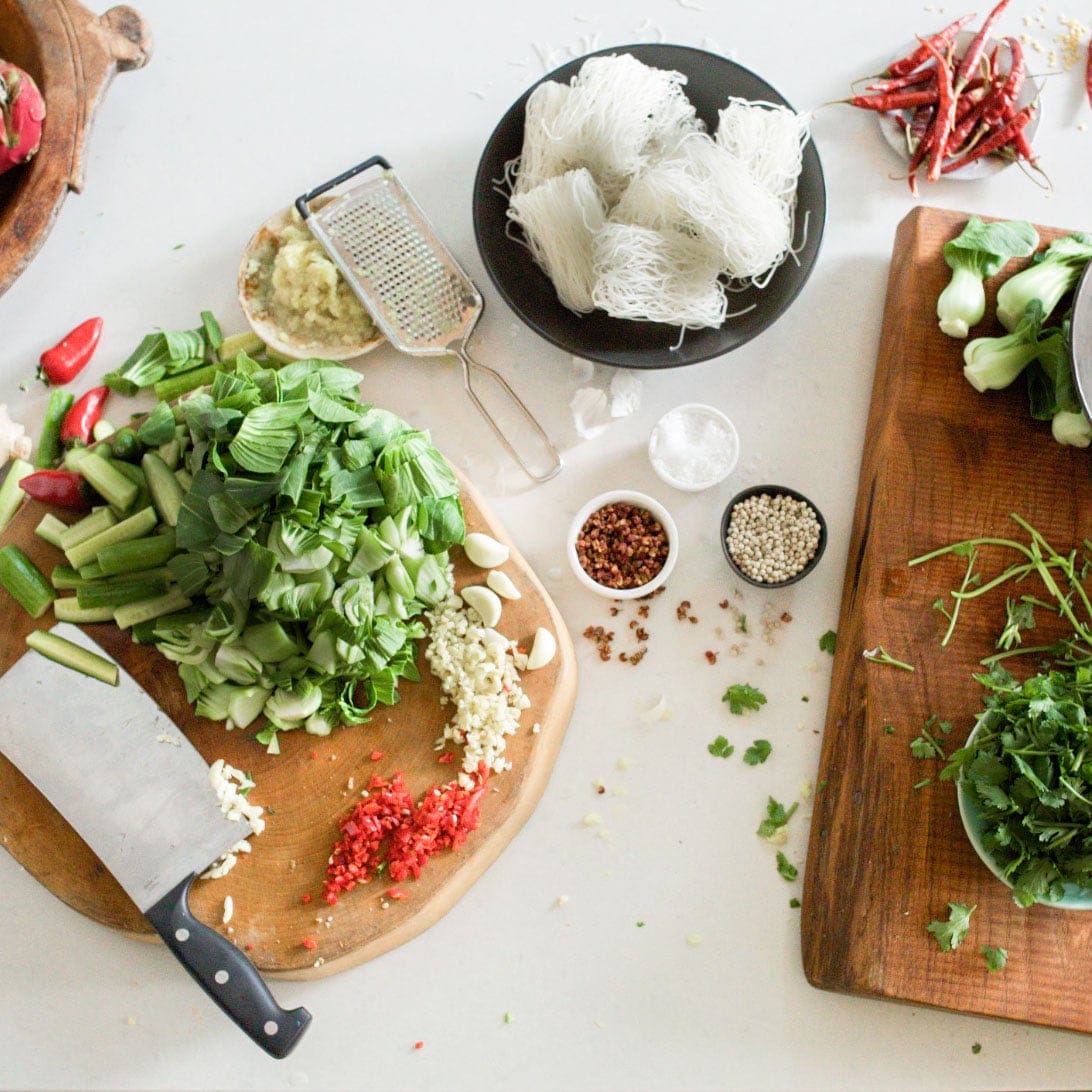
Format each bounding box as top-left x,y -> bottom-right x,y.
455,347 -> 563,483
295,155 -> 392,220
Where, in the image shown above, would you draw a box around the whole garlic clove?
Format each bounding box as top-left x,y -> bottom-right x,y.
463,532 -> 510,569
526,626 -> 557,670
461,584 -> 503,628
486,570 -> 521,600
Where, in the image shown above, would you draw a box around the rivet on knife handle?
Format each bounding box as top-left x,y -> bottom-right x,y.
144,874 -> 312,1059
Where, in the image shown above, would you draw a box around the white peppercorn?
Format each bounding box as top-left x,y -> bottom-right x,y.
726,492 -> 822,584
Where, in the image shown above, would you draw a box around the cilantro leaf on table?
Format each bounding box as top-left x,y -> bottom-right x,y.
722,683 -> 767,715
981,945 -> 1008,972
926,902 -> 976,951
819,629 -> 836,654
757,796 -> 798,840
775,852 -> 798,881
707,735 -> 734,759
743,740 -> 772,765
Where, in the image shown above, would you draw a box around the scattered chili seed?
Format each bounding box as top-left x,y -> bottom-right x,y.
414,1041 -> 425,1051
301,894 -> 312,904
437,751 -> 455,764
385,888 -> 409,900
301,937 -> 318,950
575,502 -> 669,590
370,750 -> 384,762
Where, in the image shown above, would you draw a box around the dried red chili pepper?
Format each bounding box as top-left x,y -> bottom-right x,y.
38,317 -> 103,386
918,35 -> 957,183
886,13 -> 975,78
1087,36 -> 1092,111
60,385 -> 109,447
864,69 -> 936,95
18,469 -> 91,509
981,37 -> 1025,129
849,88 -> 939,112
941,101 -> 1036,173
955,0 -> 1010,90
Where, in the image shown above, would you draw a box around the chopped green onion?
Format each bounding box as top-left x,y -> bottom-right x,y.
34,513 -> 70,550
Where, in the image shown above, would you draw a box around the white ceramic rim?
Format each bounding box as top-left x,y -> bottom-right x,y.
566,489 -> 679,600
237,203 -> 385,361
647,402 -> 740,492
957,723 -> 1092,910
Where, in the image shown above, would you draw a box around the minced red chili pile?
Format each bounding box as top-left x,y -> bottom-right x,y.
322,764 -> 490,904
575,502 -> 669,590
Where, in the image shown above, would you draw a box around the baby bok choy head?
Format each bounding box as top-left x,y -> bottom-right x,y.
995,233 -> 1092,332
937,217 -> 1039,339
1026,317 -> 1092,448
963,299 -> 1044,392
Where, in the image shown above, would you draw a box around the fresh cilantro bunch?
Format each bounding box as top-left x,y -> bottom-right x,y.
942,664 -> 1092,908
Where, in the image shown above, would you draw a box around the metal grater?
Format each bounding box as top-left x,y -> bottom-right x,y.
296,156 -> 561,482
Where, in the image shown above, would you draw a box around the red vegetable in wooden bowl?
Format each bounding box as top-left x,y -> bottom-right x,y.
0,60 -> 44,175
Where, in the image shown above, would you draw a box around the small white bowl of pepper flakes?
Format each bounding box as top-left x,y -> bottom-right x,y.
568,490 -> 678,599
721,485 -> 827,588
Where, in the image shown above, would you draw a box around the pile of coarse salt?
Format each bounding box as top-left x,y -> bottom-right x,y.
648,404 -> 738,490
201,760 -> 266,880
425,591 -> 530,789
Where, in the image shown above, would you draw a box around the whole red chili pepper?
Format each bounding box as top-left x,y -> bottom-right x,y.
60,385 -> 109,447
1086,36 -> 1092,110
955,0 -> 1010,91
981,38 -> 1025,128
849,88 -> 939,112
38,317 -> 103,386
865,70 -> 936,95
886,13 -> 976,78
919,35 -> 957,183
19,469 -> 91,509
941,101 -> 1036,173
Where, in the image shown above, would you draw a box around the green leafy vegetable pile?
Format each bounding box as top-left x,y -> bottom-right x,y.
148,355 -> 464,752
914,515 -> 1092,907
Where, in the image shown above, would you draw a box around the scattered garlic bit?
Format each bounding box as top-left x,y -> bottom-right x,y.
609,372 -> 642,418
222,896 -> 234,925
526,626 -> 557,670
200,760 -> 265,880
616,755 -> 636,770
799,778 -> 814,802
460,584 -> 503,628
555,894 -> 571,908
571,355 -> 596,382
155,733 -> 182,747
486,570 -> 521,600
686,933 -> 703,947
570,387 -> 612,438
582,812 -> 603,826
638,694 -> 673,723
463,531 -> 510,569
0,404 -> 31,466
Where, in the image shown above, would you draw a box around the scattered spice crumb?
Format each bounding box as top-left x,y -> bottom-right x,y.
414,1041 -> 425,1051
301,937 -> 318,950
704,650 -> 718,664
555,894 -> 570,908
503,1012 -> 515,1024
719,598 -> 729,609
789,898 -> 801,909
370,750 -> 384,761
636,920 -> 646,927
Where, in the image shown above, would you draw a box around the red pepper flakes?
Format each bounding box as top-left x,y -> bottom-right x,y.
704,650 -> 718,665
414,1041 -> 425,1051
719,599 -> 729,609
387,764 -> 490,883
310,750 -> 319,760
301,937 -> 318,950
322,772 -> 414,904
245,943 -> 254,952
301,894 -> 312,905
385,887 -> 408,900
437,751 -> 455,765
370,750 -> 384,761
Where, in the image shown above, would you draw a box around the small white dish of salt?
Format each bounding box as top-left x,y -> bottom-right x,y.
647,403 -> 739,492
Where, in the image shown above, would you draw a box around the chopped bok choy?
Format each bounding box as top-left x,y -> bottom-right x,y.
995,233 -> 1092,332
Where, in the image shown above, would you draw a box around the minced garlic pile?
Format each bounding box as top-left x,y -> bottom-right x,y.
425,592 -> 530,788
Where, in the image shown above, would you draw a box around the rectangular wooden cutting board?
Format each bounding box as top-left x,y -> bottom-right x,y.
802,206 -> 1092,1034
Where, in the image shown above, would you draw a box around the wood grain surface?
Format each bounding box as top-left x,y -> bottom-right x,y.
0,479 -> 576,979
802,206 -> 1092,1034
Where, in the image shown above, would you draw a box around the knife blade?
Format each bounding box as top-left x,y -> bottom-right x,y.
0,624 -> 311,1058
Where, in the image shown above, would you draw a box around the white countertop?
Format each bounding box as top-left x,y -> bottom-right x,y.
2,1 -> 1092,1088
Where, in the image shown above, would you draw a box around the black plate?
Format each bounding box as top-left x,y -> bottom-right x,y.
472,43 -> 827,369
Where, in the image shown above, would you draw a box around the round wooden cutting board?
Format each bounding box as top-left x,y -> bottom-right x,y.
0,479 -> 576,979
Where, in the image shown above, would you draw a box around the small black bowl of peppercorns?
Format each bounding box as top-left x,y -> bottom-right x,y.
720,485 -> 827,588
568,490 -> 679,599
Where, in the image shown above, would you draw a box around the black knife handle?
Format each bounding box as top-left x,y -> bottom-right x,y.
145,874 -> 312,1059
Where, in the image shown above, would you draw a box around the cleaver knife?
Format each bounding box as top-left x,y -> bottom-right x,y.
0,624 -> 311,1058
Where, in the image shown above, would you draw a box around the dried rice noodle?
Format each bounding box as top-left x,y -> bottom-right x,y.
714,98 -> 810,203
512,81 -> 580,195
507,168 -> 607,313
591,222 -> 727,328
